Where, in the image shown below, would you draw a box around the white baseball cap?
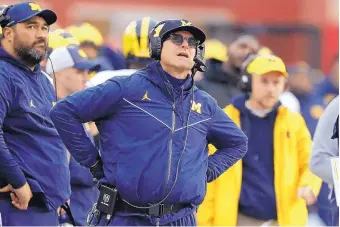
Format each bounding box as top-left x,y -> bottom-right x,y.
46,46 -> 100,74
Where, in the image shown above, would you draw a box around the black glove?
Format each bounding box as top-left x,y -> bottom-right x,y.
90,156 -> 104,183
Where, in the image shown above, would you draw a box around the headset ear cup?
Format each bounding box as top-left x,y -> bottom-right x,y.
240,54 -> 258,93
148,37 -> 161,60
154,38 -> 162,60
0,15 -> 6,27
148,20 -> 166,60
239,73 -> 250,93
148,39 -> 155,59
246,73 -> 252,93
0,5 -> 12,28
0,14 -> 7,27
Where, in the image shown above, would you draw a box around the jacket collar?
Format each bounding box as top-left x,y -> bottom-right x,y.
232,94 -> 281,116
0,47 -> 42,74
143,61 -> 196,100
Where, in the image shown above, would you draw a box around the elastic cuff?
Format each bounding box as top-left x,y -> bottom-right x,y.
84,152 -> 100,168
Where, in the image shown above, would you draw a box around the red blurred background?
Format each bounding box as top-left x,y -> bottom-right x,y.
2,0 -> 337,73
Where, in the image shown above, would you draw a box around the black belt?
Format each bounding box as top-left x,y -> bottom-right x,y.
96,184 -> 191,217
117,201 -> 190,217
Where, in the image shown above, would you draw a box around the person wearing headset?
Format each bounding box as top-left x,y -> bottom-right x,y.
0,2 -> 71,226
50,19 -> 248,226
196,35 -> 259,109
197,54 -> 322,226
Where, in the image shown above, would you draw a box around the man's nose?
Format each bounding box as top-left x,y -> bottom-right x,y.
267,83 -> 277,93
181,38 -> 190,48
36,28 -> 47,39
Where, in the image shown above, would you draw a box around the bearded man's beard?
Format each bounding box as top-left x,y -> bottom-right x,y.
14,38 -> 47,68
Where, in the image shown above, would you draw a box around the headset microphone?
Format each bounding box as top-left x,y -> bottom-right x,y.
193,56 -> 207,72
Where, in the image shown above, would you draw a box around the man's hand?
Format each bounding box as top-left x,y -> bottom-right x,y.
0,183 -> 33,210
57,199 -> 70,216
87,122 -> 99,136
90,157 -> 104,182
298,186 -> 317,205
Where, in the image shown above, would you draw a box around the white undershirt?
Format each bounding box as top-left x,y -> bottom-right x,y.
245,100 -> 273,118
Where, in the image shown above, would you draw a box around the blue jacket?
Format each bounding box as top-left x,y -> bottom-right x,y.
0,48 -> 70,210
69,155 -> 95,187
315,77 -> 339,102
233,95 -> 278,220
296,93 -> 326,136
50,61 -> 247,207
59,156 -> 99,226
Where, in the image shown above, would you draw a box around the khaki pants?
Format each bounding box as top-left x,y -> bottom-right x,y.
237,213 -> 278,226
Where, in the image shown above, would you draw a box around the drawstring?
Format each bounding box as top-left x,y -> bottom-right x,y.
180,86 -> 185,125
163,79 -> 184,123
61,202 -> 76,226
157,66 -> 190,124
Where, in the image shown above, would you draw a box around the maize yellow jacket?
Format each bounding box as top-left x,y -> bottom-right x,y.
197,104 -> 322,226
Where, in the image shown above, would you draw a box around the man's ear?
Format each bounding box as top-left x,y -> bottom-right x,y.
3,27 -> 13,41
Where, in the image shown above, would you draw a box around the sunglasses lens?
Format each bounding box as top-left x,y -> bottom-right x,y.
187,38 -> 198,48
169,34 -> 198,48
170,34 -> 183,45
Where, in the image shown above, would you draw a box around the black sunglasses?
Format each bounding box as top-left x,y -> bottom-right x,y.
167,33 -> 199,48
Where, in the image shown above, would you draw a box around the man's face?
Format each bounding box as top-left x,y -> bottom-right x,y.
160,30 -> 197,73
251,72 -> 286,109
9,16 -> 49,67
228,37 -> 259,68
58,68 -> 89,95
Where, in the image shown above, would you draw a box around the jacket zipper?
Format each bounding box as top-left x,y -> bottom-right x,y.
165,102 -> 176,192
165,85 -> 184,194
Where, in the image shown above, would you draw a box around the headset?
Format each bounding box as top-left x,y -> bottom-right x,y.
148,20 -> 166,60
239,53 -> 259,93
148,20 -> 207,73
193,43 -> 206,73
0,5 -> 13,28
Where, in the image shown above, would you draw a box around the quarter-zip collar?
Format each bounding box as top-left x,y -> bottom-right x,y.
144,61 -> 195,102
0,47 -> 42,75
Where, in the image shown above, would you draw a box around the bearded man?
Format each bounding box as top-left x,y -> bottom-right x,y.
0,2 -> 71,226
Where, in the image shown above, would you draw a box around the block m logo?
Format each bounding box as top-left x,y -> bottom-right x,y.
191,101 -> 201,114
181,21 -> 192,26
29,3 -> 41,11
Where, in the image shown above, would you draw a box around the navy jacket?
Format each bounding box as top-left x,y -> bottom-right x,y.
0,48 -> 70,210
50,61 -> 247,207
233,95 -> 278,220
